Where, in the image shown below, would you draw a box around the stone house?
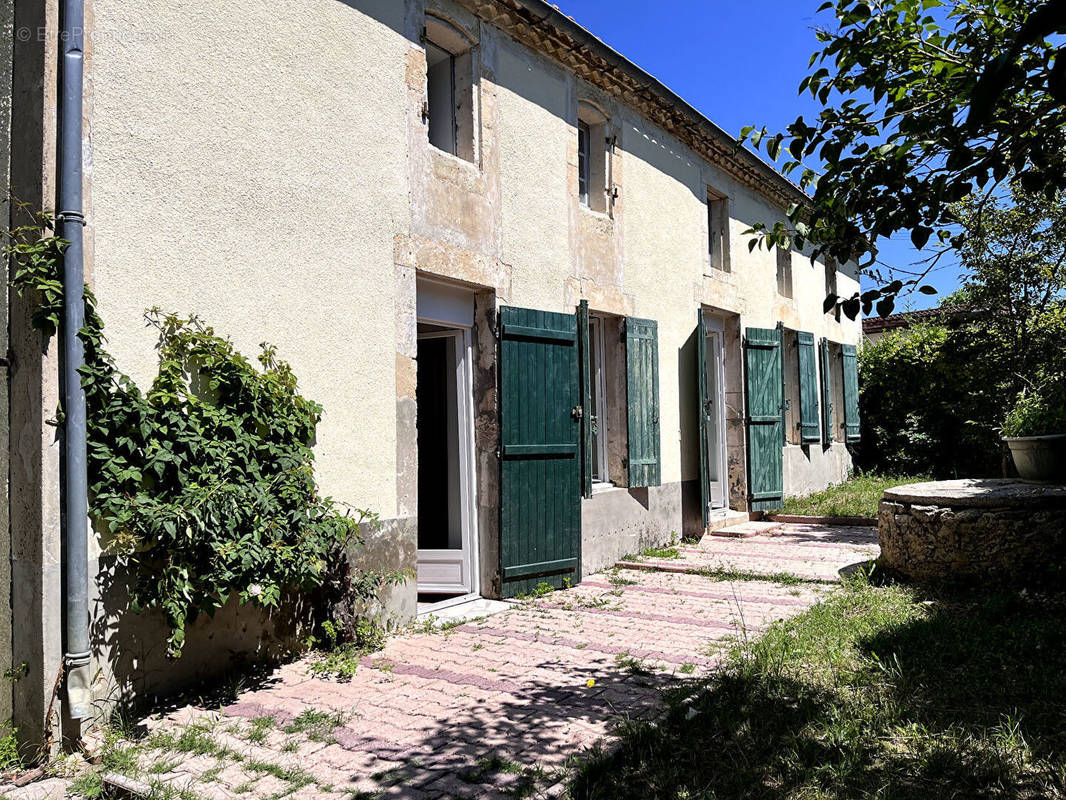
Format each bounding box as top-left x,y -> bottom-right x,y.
1,0 -> 861,746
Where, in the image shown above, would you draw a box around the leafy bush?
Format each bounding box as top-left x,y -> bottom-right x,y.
857,323 -> 1004,477
857,305 -> 1066,478
0,723 -> 20,772
307,618 -> 388,681
1003,375 -> 1066,437
6,208 -> 389,656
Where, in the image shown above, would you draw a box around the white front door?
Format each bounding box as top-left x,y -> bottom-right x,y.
415,325 -> 477,597
704,321 -> 729,512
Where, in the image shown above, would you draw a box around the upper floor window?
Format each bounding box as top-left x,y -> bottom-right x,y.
577,102 -> 611,214
578,122 -> 592,206
825,257 -> 840,321
426,41 -> 457,154
777,244 -> 793,298
707,187 -> 730,273
424,16 -> 478,163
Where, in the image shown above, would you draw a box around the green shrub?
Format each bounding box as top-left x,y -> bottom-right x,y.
0,723 -> 20,772
857,308 -> 1066,478
857,322 -> 1003,477
5,207 -> 392,657
1003,375 -> 1066,437
307,618 -> 389,681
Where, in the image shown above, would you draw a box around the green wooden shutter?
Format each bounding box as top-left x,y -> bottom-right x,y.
797,331 -> 821,444
820,338 -> 834,446
745,327 -> 784,510
499,306 -> 582,597
626,317 -> 661,488
842,343 -> 861,442
577,300 -> 593,498
696,312 -> 710,529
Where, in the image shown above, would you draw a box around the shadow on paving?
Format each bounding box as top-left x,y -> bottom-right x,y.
566,582 -> 1066,800
763,525 -> 880,547
223,652 -> 680,797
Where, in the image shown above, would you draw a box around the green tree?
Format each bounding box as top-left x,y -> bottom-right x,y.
858,183 -> 1066,475
739,0 -> 1066,316
951,185 -> 1066,396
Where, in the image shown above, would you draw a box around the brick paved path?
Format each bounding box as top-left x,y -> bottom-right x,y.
619,524 -> 880,582
2,524 -> 877,800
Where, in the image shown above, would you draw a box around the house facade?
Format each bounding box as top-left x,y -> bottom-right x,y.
4,0 -> 861,745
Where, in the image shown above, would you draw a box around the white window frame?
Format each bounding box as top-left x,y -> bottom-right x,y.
589,316 -> 610,486
707,188 -> 730,273
578,121 -> 592,207
425,40 -> 458,156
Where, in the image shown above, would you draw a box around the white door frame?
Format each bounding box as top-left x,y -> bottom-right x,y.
415,324 -> 480,598
703,314 -> 730,512
588,316 -> 610,486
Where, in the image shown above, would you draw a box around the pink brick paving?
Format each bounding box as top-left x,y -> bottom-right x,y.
618,523 -> 880,583
1,523 -> 877,800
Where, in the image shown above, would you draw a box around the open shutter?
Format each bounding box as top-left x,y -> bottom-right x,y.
577,300 -> 593,498
498,306 -> 582,597
797,331 -> 821,444
626,317 -> 661,488
842,344 -> 861,442
696,312 -> 710,529
745,327 -> 784,510
820,338 -> 834,445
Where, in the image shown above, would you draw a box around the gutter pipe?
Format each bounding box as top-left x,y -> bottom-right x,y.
57,0 -> 92,720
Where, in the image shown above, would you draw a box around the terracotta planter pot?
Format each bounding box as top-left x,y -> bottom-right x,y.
1004,434 -> 1066,482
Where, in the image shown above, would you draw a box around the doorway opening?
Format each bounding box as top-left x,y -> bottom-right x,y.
416,280 -> 479,612
703,313 -> 730,514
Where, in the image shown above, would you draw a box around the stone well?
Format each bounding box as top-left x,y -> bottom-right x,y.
878,479 -> 1066,582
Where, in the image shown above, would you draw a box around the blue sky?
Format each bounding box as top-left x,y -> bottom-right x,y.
553,0 -> 965,311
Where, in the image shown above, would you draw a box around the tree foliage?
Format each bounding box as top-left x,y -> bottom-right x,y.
739,0 -> 1066,316
857,185 -> 1066,475
6,207 -> 389,656
951,184 -> 1066,396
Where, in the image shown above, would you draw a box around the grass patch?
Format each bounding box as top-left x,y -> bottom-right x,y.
569,576 -> 1066,799
245,715 -> 275,745
622,545 -> 681,562
615,652 -> 652,676
307,619 -> 388,682
245,758 -> 315,789
283,709 -> 345,743
69,772 -> 105,798
0,723 -> 21,772
774,472 -> 927,518
147,723 -> 220,757
696,565 -> 814,586
458,754 -> 525,784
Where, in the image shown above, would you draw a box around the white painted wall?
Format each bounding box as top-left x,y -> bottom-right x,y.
90,0 -> 411,521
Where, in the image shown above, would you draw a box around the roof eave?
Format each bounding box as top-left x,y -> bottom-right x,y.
458,0 -> 811,211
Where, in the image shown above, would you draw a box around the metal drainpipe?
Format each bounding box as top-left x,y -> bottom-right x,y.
57,0 -> 92,720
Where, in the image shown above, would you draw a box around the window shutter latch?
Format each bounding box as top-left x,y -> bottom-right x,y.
571,406 -> 584,421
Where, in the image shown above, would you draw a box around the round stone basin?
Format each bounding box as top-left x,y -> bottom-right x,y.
878,479 -> 1066,583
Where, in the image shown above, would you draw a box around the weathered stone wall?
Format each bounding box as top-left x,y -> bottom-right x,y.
9,0 -> 64,751
878,481 -> 1066,583
0,0 -> 13,730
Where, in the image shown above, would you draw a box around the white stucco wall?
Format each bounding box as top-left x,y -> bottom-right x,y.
90,0 -> 410,520
495,40 -> 572,311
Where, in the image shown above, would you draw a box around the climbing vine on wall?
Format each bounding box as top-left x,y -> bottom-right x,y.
6,206 -> 386,657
